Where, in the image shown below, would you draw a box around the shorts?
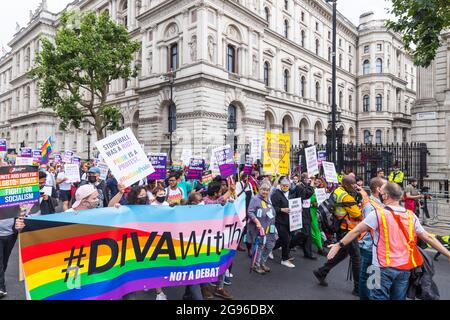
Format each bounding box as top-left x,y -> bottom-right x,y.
59,190 -> 72,202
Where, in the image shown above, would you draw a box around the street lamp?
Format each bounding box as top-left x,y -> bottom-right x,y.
164,70 -> 176,166
87,130 -> 92,162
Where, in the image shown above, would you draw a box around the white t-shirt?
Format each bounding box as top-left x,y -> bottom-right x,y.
46,172 -> 57,188
151,201 -> 169,206
363,205 -> 425,267
57,172 -> 72,191
166,187 -> 184,204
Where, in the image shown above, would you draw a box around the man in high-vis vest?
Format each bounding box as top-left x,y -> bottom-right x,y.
388,165 -> 404,187
313,175 -> 363,296
327,182 -> 450,300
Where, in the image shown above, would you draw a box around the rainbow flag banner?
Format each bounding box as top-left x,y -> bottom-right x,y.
40,136 -> 53,165
20,195 -> 246,300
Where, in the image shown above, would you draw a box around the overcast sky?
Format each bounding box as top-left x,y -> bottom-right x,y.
0,0 -> 393,51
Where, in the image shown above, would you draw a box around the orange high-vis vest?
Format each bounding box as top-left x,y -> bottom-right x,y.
373,205 -> 424,270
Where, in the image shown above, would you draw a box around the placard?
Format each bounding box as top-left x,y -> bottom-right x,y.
186,158 -> 205,180
212,145 -> 236,178
0,139 -> 6,152
202,170 -> 213,186
53,154 -> 62,164
322,161 -> 339,183
32,150 -> 42,166
171,160 -> 183,172
315,188 -> 328,205
98,162 -> 109,181
305,145 -> 319,177
180,149 -> 193,167
42,186 -> 53,197
16,157 -> 34,166
317,150 -> 327,166
243,155 -> 253,175
209,154 -> 220,177
95,128 -> 155,188
72,156 -> 81,165
63,150 -> 74,163
147,153 -> 167,180
0,166 -> 39,212
263,131 -> 290,175
20,148 -> 33,158
289,197 -> 303,232
250,137 -> 262,160
64,163 -> 81,183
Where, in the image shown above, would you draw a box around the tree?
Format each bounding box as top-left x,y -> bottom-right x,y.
31,10 -> 141,140
386,0 -> 450,67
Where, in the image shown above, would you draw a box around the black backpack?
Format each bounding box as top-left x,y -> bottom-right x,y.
317,192 -> 356,234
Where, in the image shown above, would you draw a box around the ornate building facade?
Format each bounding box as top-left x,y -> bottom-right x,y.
0,0 -> 416,161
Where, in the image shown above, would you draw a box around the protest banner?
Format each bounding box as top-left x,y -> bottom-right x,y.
0,139 -> 6,160
95,128 -> 154,187
289,197 -> 303,232
263,131 -> 290,175
322,161 -> 339,183
212,145 -> 236,178
97,162 -> 109,181
250,137 -> 262,160
72,156 -> 81,165
180,149 -> 193,167
53,154 -> 62,164
0,166 -> 39,214
32,150 -> 42,166
62,151 -> 74,163
315,188 -> 328,205
20,148 -> 33,158
305,145 -> 319,177
16,157 -> 34,166
19,194 -> 246,300
147,153 -> 167,180
317,150 -> 327,166
201,170 -> 213,186
64,164 -> 81,183
243,155 -> 253,175
186,158 -> 205,180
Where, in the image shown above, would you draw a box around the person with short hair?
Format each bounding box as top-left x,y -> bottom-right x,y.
166,174 -> 184,205
80,167 -> 109,208
403,178 -> 424,215
377,169 -> 386,179
56,164 -> 73,211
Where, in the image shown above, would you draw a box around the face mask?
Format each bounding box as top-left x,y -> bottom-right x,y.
137,197 -> 148,205
156,196 -> 166,203
281,186 -> 289,192
88,176 -> 97,184
88,199 -> 100,209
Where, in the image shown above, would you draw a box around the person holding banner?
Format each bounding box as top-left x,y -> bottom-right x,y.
165,174 -> 185,205
0,207 -> 20,298
79,167 -> 109,208
28,171 -> 58,215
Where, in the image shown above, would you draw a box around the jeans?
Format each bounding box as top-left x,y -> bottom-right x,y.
255,234 -> 277,266
0,234 -> 17,292
370,267 -> 411,300
184,285 -> 203,300
359,248 -> 373,300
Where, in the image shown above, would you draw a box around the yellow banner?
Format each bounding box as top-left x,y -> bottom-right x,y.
263,131 -> 290,175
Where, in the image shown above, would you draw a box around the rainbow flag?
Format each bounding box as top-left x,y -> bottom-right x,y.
20,195 -> 246,300
40,136 -> 53,165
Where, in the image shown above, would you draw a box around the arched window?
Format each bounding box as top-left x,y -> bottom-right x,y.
119,0 -> 128,28
339,91 -> 343,108
314,121 -> 323,144
364,130 -> 371,144
283,69 -> 289,92
363,60 -> 370,75
315,39 -> 320,55
263,62 -> 269,86
170,43 -> 178,70
300,30 -> 305,47
376,58 -> 383,73
328,87 -> 331,105
227,104 -> 237,130
376,94 -> 382,111
376,130 -> 382,144
328,47 -> 331,61
284,20 -> 289,38
227,45 -> 236,73
282,117 -> 290,134
300,76 -> 306,97
348,95 -> 352,110
264,7 -> 270,23
315,81 -> 320,102
363,95 -> 369,112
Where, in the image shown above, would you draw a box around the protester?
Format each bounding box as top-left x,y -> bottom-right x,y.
56,164 -> 73,211
0,206 -> 20,298
309,177 -> 325,256
377,168 -> 386,179
29,171 -> 58,215
404,178 -> 424,215
165,174 -> 185,205
176,171 -> 192,202
236,172 -> 254,252
80,162 -> 89,182
327,182 -> 450,300
80,167 -> 109,208
105,171 -> 119,200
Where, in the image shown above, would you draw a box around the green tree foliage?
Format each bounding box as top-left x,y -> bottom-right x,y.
31,10 -> 141,139
386,0 -> 450,67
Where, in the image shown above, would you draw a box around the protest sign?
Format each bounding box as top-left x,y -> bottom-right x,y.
20,148 -> 33,158
250,137 -> 262,160
32,150 -> 42,166
97,162 -> 109,181
42,186 -> 53,197
15,157 -> 34,166
202,170 -> 213,186
305,145 -> 319,177
212,145 -> 236,178
72,156 -> 81,165
7,153 -> 17,164
322,161 -> 339,183
0,139 -> 6,160
263,131 -> 290,175
243,155 -> 253,175
62,150 -> 74,163
209,154 -> 220,177
95,128 -> 154,187
19,194 -> 247,300
289,197 -> 303,231
53,154 -> 62,164
315,188 -> 328,205
147,153 -> 167,180
181,149 -> 193,167
171,160 -> 183,171
0,166 -> 39,213
186,158 -> 205,180
317,150 -> 327,166
64,164 -> 81,183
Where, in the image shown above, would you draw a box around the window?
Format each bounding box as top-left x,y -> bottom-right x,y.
301,11 -> 305,22
376,94 -> 382,111
264,7 -> 270,23
328,31 -> 331,39
300,76 -> 306,97
348,45 -> 351,54
170,43 -> 178,70
348,95 -> 352,110
376,58 -> 383,73
315,81 -> 320,102
377,43 -> 382,51
364,130 -> 371,144
284,20 -> 289,38
283,69 -> 289,92
339,38 -> 342,47
363,95 -> 369,112
284,0 -> 288,10
364,45 -> 369,54
263,62 -> 269,86
227,105 -> 237,130
339,54 -> 342,68
328,47 -> 331,61
227,45 -> 236,73
315,39 -> 320,55
339,91 -> 343,108
375,130 -> 382,144
328,87 -> 331,105
349,60 -> 352,73
301,30 -> 305,47
363,60 -> 370,75
315,22 -> 319,31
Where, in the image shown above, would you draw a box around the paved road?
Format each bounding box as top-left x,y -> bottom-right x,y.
4,242 -> 450,300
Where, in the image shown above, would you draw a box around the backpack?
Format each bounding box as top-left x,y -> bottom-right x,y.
317,191 -> 356,234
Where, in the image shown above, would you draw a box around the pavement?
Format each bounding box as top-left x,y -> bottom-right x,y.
3,242 -> 450,300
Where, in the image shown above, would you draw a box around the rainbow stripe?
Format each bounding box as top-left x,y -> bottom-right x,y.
20,196 -> 247,300
40,136 -> 52,165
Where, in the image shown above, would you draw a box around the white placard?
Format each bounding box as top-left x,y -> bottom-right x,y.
63,150 -> 74,163
98,162 -> 109,181
42,186 -> 53,197
15,157 -> 34,166
95,128 -> 154,188
315,188 -> 328,205
64,163 -> 81,183
322,161 -> 339,183
250,137 -> 262,160
209,153 -> 220,177
305,145 -> 319,177
289,197 -> 303,232
181,149 -> 193,166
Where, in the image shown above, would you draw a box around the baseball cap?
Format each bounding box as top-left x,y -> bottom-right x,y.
88,167 -> 101,174
72,184 -> 97,209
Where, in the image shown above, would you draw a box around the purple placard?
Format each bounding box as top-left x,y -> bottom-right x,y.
53,154 -> 62,164
0,139 -> 6,152
317,150 -> 327,166
213,145 -> 237,178
186,158 -> 205,180
20,148 -> 33,158
243,155 -> 253,175
72,156 -> 81,165
147,153 -> 167,180
32,150 -> 42,164
63,150 -> 74,163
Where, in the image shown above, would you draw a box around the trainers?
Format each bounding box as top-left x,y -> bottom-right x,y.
288,256 -> 295,262
261,264 -> 271,272
281,260 -> 295,268
224,277 -> 232,285
225,270 -> 233,278
268,252 -> 274,260
0,290 -> 7,299
156,292 -> 167,300
253,265 -> 266,274
201,287 -> 214,300
313,270 -> 328,287
214,288 -> 233,300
